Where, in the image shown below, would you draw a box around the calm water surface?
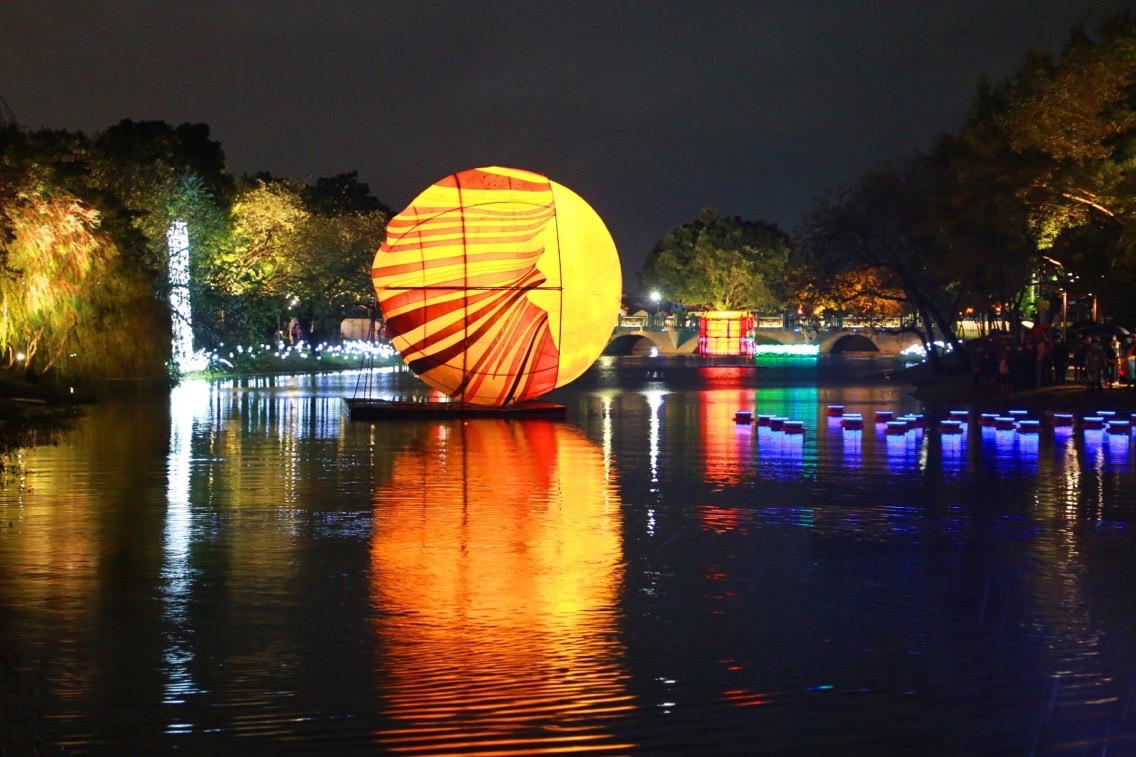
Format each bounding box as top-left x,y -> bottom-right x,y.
3,356 -> 1136,754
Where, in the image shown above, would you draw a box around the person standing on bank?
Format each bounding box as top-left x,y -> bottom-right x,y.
1107,335 -> 1122,386
1052,332 -> 1068,383
1085,337 -> 1107,391
1123,338 -> 1136,390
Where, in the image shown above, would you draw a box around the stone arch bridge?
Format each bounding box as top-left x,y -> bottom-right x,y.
606,323 -> 923,357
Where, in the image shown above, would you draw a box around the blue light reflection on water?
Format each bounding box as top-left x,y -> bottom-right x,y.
840,429 -> 863,471
2,357 -> 1136,753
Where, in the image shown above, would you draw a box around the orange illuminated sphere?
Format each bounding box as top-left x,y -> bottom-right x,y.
372,166 -> 622,406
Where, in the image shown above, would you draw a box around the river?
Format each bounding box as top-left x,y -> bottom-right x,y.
2,355 -> 1135,754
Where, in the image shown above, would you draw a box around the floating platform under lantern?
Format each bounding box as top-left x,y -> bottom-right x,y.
885,420 -> 909,435
344,398 -> 567,421
1106,419 -> 1131,435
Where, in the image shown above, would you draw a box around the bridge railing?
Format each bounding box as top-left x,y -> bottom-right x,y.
773,315 -> 910,331
617,314 -> 696,330
618,313 -> 914,332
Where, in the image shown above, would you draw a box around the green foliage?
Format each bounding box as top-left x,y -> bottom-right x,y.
955,10 -> 1136,323
641,209 -> 791,311
307,171 -> 390,216
0,117 -> 396,387
225,177 -> 309,294
0,178 -> 172,382
794,8 -> 1136,364
216,175 -> 388,344
0,122 -> 225,383
290,209 -> 387,331
796,158 -> 969,364
3,135 -> 392,356
0,184 -> 106,375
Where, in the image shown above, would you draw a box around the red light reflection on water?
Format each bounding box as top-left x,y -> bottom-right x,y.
701,389 -> 758,488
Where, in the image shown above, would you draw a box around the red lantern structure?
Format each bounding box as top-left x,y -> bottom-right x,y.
698,311 -> 756,357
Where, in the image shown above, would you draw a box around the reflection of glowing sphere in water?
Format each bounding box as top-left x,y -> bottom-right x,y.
369,420 -> 629,752
372,166 -> 622,406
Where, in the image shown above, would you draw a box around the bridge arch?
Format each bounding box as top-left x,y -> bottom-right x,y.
823,333 -> 880,354
605,331 -> 681,356
816,330 -> 922,355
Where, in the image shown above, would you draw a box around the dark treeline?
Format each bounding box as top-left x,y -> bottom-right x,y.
642,10 -> 1136,370
5,11 -> 1136,385
0,117 -> 388,384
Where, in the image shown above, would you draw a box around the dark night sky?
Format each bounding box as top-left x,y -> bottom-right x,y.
1,1 -> 1127,292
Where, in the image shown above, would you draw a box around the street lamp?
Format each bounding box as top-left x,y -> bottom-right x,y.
650,291 -> 662,321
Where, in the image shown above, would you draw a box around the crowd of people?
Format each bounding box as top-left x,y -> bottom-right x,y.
972,328 -> 1136,395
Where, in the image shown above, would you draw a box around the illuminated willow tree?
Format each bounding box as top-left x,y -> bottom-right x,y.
0,123 -> 182,381
0,187 -> 106,375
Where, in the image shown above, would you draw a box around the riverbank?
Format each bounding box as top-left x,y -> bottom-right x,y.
903,368 -> 1136,417
0,374 -> 93,423
0,342 -> 403,423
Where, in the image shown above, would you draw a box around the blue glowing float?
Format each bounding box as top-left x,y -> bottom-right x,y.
939,419 -> 964,434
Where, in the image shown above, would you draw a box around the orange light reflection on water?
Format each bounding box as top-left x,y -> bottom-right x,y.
369,419 -> 634,754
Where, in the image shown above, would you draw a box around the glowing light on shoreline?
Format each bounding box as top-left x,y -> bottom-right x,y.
753,345 -> 819,357
901,341 -> 954,357
167,221 -> 195,371
179,340 -> 399,376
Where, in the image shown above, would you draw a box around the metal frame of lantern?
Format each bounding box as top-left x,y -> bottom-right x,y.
698,311 -> 756,357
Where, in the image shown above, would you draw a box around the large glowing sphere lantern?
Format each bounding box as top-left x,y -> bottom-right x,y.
372,166 -> 622,406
